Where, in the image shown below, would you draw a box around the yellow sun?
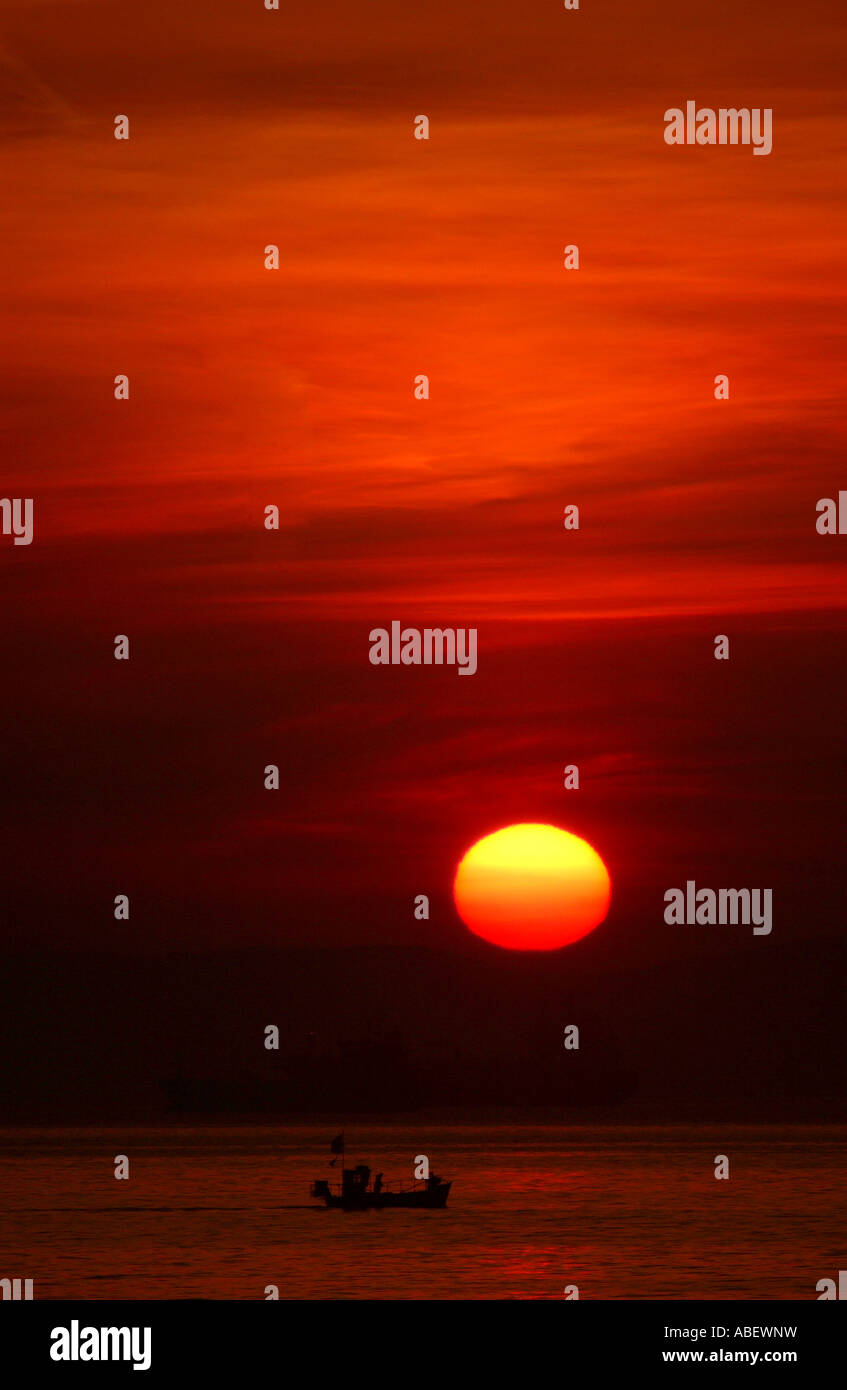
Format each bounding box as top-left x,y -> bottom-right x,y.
453,823 -> 611,950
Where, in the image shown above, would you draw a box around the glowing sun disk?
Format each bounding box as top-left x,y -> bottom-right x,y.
453,823 -> 611,951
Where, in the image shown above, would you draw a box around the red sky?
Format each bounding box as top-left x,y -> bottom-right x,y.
2,0 -> 845,955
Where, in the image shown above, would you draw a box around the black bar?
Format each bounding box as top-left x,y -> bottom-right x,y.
1,1300 -> 844,1379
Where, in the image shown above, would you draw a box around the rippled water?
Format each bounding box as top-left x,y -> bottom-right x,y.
1,1125 -> 843,1299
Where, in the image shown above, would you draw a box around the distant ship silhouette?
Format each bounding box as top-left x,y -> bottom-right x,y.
160,1031 -> 635,1115
161,1032 -> 419,1115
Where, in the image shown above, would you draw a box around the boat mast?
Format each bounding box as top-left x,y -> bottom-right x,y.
329,1129 -> 345,1177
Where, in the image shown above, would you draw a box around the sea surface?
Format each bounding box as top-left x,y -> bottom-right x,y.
1,1125 -> 843,1300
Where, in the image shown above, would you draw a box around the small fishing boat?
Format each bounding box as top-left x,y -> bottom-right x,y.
310,1135 -> 451,1210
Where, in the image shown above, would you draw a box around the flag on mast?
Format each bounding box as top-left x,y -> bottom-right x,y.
329,1132 -> 344,1166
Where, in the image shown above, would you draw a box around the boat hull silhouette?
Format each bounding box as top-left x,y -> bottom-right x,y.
313,1183 -> 451,1210
311,1164 -> 451,1210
